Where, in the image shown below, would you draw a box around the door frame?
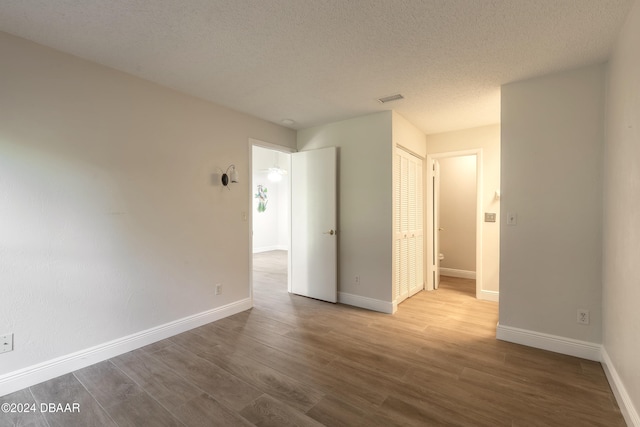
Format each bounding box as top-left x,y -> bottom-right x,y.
426,149 -> 483,299
248,138 -> 296,305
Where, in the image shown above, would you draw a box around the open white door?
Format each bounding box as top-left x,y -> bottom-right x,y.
427,159 -> 441,290
291,147 -> 337,303
434,159 -> 441,289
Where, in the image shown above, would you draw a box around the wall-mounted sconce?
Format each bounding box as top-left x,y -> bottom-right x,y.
221,165 -> 239,188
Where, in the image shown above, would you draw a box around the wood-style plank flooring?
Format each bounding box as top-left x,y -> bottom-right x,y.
1,250 -> 625,426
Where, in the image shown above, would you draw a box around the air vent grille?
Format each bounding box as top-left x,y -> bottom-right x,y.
377,94 -> 404,104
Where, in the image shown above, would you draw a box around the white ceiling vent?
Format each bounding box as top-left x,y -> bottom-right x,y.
377,94 -> 404,104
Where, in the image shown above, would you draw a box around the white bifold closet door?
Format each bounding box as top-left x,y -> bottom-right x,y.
394,148 -> 424,304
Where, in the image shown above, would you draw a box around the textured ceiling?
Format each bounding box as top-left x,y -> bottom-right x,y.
0,0 -> 633,134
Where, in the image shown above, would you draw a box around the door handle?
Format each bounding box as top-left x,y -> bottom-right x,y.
323,230 -> 336,235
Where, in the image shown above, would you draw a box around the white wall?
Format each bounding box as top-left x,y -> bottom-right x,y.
297,112 -> 394,307
392,111 -> 427,158
602,0 -> 640,422
0,32 -> 296,389
426,125 -> 501,293
439,156 -> 477,273
500,64 -> 605,344
252,146 -> 289,252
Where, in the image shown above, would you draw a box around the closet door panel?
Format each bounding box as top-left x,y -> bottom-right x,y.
394,148 -> 424,303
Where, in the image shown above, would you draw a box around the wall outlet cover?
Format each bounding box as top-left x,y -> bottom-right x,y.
1,333 -> 14,354
577,309 -> 590,325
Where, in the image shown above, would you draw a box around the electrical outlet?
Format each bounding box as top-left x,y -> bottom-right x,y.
577,309 -> 590,325
1,333 -> 14,354
355,275 -> 360,284
215,284 -> 222,296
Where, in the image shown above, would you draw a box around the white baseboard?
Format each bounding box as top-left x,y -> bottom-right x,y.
338,292 -> 394,314
440,268 -> 476,279
0,298 -> 252,397
496,323 -> 601,361
253,245 -> 288,254
478,289 -> 499,302
601,348 -> 640,427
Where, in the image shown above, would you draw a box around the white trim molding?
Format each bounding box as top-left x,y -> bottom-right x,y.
478,289 -> 499,302
440,268 -> 476,279
0,298 -> 252,397
496,323 -> 601,361
339,292 -> 394,314
601,349 -> 640,427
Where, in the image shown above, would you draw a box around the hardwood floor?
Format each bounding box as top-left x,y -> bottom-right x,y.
1,250 -> 625,426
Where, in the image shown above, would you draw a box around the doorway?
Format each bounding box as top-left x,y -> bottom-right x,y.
438,155 -> 477,279
250,141 -> 338,305
250,142 -> 292,301
426,149 -> 483,298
